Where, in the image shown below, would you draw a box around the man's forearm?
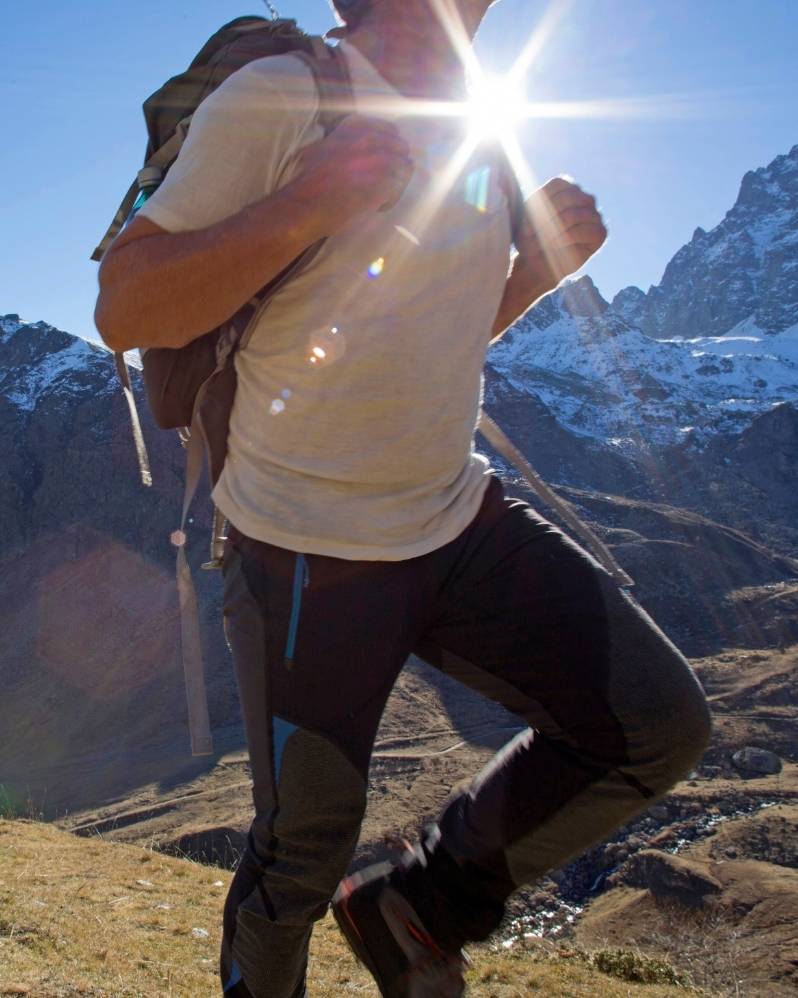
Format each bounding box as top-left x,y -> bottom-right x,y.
95,183 -> 328,352
489,253 -> 556,343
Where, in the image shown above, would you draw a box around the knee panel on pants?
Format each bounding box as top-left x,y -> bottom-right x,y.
597,575 -> 712,796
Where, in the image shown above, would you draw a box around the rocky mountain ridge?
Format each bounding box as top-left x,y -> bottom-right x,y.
487,275 -> 798,450
609,143 -> 798,339
483,142 -> 798,557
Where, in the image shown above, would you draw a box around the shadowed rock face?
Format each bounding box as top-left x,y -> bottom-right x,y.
733,400 -> 798,486
0,318 -> 233,806
519,485 -> 798,656
622,850 -> 723,906
0,315 -> 202,556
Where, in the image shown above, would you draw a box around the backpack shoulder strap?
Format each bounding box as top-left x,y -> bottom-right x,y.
495,152 -> 525,245
291,41 -> 353,133
234,43 -> 353,356
114,351 -> 152,487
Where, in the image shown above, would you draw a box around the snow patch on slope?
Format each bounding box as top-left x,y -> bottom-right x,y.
4,339 -> 107,411
1,315 -> 23,339
489,290 -> 798,450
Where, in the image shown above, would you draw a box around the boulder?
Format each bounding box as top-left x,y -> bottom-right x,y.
732,747 -> 783,776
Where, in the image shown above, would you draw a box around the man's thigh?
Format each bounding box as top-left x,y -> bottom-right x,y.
222,531 -> 422,807
414,484 -> 693,769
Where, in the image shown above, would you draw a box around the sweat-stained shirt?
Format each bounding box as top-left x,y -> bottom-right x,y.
139,41 -> 513,560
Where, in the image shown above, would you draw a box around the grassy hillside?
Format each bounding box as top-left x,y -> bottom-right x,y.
0,819 -> 700,997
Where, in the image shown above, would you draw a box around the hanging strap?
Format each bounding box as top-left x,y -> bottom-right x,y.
173,332 -> 237,757
477,410 -> 634,588
175,419 -> 215,757
92,121 -> 194,262
114,352 -> 152,487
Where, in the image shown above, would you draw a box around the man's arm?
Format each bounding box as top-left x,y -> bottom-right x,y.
95,116 -> 413,353
490,177 -> 607,342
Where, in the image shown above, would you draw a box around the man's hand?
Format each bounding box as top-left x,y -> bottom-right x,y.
95,116 -> 415,352
489,177 -> 607,341
292,115 -> 415,231
514,177 -> 607,290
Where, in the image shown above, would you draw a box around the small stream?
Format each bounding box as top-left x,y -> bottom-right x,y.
497,797 -> 782,948
665,798 -> 778,854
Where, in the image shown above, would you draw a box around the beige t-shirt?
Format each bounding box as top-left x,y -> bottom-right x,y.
140,42 -> 512,560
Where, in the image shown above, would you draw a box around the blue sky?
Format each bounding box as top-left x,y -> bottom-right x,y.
1,0 -> 796,343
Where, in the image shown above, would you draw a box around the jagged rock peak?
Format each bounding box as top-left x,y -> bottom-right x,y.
1,315 -> 81,364
610,285 -> 647,327
735,143 -> 798,212
555,275 -> 609,318
603,142 -> 798,339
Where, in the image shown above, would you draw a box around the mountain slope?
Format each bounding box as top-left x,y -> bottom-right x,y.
488,276 -> 798,450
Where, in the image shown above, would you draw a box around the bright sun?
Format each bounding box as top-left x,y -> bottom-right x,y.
465,74 -> 528,142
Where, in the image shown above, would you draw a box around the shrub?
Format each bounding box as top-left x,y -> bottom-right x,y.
592,947 -> 691,986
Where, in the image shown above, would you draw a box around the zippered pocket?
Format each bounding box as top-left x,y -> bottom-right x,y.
284,553 -> 309,669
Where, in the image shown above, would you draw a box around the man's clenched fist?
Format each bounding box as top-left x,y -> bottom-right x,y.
515,177 -> 607,290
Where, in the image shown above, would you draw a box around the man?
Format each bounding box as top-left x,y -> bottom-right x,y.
95,0 -> 711,995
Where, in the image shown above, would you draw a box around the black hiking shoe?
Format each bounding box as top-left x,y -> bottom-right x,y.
332,841 -> 473,998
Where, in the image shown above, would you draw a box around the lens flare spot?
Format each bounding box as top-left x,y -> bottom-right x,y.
171,530 -> 187,548
368,257 -> 385,278
306,327 -> 345,367
270,398 -> 286,415
395,225 -> 421,247
281,388 -> 292,400
465,165 -> 491,213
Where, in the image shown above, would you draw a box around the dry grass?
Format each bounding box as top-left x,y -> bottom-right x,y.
0,819 -> 703,997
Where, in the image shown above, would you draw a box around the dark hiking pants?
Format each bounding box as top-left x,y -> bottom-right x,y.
218,476 -> 711,996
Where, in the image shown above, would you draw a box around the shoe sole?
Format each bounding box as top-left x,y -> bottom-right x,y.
333,877 -> 465,998
333,877 -> 396,996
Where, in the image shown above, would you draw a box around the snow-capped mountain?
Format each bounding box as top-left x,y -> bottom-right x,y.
610,144 -> 798,340
488,143 -> 798,455
0,313 -> 185,556
0,314 -> 119,411
488,276 -> 798,451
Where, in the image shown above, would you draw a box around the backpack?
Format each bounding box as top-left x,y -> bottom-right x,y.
93,14 -> 633,758
93,15 -> 355,757
94,14 -> 353,500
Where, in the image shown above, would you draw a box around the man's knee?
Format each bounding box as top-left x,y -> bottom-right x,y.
647,668 -> 712,793
598,575 -> 713,795
253,725 -> 369,919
